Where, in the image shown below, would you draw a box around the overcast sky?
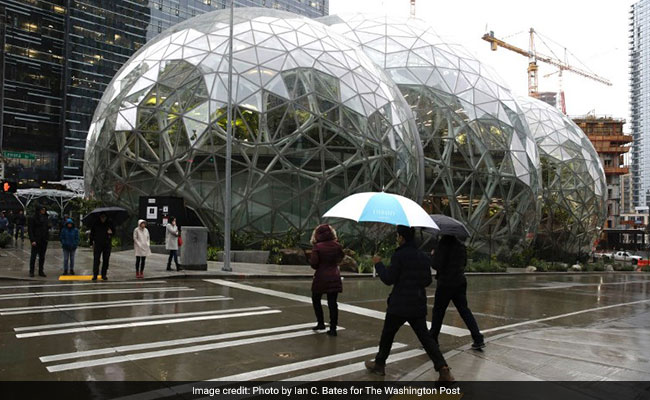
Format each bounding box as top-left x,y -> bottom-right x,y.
329,0 -> 635,132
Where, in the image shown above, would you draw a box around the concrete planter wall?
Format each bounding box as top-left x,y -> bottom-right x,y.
217,250 -> 270,264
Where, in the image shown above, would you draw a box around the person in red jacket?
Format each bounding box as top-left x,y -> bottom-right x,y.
309,224 -> 344,336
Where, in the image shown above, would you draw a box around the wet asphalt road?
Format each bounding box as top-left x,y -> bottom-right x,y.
0,273 -> 649,382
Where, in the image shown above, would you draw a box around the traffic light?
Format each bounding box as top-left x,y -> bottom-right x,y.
1,181 -> 17,193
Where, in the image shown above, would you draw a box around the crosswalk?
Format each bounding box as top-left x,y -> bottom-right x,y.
0,278 -> 439,385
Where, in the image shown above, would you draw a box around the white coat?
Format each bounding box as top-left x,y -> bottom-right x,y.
165,223 -> 179,251
133,220 -> 152,257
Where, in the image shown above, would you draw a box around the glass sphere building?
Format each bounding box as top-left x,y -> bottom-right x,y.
84,8 -> 422,239
518,96 -> 606,257
320,14 -> 542,254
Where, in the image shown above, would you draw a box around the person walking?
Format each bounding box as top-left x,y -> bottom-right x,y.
14,209 -> 26,242
89,213 -> 114,281
7,210 -> 15,238
165,217 -> 181,271
430,234 -> 485,349
28,206 -> 50,277
365,225 -> 454,382
133,219 -> 151,279
0,211 -> 8,234
59,218 -> 79,275
309,224 -> 344,337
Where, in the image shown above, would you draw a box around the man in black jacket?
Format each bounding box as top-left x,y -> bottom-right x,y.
430,235 -> 484,349
89,213 -> 115,281
14,209 -> 26,241
365,225 -> 454,382
28,206 -> 50,277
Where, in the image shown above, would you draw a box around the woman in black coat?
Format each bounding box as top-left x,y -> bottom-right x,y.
310,224 -> 344,336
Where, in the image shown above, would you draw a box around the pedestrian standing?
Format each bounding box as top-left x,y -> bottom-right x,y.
28,206 -> 50,277
165,217 -> 182,271
0,211 -> 8,234
309,224 -> 344,336
133,219 -> 151,279
7,210 -> 15,238
14,209 -> 26,242
90,213 -> 114,281
365,225 -> 454,382
59,218 -> 79,275
430,234 -> 485,349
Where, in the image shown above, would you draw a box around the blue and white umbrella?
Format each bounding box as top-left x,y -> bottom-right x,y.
323,192 -> 439,229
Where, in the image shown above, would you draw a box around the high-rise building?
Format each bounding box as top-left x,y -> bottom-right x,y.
631,0 -> 650,208
573,115 -> 631,229
0,0 -> 328,184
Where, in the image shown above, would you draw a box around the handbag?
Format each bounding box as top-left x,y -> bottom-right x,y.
178,234 -> 183,247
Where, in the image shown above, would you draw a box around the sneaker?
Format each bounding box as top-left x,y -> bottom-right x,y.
101,275 -> 108,281
166,267 -> 172,271
29,272 -> 35,278
62,271 -> 68,276
312,324 -> 326,331
438,366 -> 455,382
70,270 -> 75,275
471,341 -> 486,350
38,271 -> 46,277
92,275 -> 97,281
364,360 -> 385,376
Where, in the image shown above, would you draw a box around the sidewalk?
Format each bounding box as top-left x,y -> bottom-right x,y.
0,242 -> 371,282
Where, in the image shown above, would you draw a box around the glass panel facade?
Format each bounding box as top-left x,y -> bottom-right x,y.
84,8 -> 421,240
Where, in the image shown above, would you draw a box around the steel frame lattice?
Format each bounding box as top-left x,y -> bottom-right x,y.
84,8 -> 422,240
321,15 -> 542,254
518,96 -> 606,257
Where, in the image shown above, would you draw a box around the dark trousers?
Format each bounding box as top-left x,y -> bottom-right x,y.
135,256 -> 146,273
29,241 -> 48,273
375,313 -> 447,371
430,281 -> 483,343
93,245 -> 111,277
312,292 -> 338,328
167,250 -> 179,269
15,225 -> 24,240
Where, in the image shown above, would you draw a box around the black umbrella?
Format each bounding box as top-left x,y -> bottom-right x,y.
423,214 -> 470,239
82,207 -> 129,227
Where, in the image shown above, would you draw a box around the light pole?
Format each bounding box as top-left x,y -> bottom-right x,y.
222,0 -> 234,272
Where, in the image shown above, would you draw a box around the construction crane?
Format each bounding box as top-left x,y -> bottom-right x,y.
481,28 -> 612,114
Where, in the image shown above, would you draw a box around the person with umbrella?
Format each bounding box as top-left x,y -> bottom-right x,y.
364,225 -> 454,382
89,213 -> 115,281
28,206 -> 50,277
430,231 -> 485,350
309,224 -> 344,336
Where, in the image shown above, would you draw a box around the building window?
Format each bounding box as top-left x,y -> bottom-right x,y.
205,0 -> 211,4
158,21 -> 163,33
157,1 -> 163,10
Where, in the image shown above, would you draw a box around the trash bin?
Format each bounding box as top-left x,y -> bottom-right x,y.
179,226 -> 208,270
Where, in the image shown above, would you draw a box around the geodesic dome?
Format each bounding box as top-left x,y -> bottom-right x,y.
518,96 -> 606,257
320,14 -> 542,254
84,8 -> 422,239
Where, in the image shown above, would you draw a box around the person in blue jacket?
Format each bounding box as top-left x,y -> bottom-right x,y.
59,218 -> 80,275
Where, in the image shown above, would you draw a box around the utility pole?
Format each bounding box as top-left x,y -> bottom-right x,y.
222,0 -> 234,272
0,7 -> 7,179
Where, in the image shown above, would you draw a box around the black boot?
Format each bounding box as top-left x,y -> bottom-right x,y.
312,323 -> 326,331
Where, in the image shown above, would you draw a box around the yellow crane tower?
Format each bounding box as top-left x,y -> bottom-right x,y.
482,28 -> 612,114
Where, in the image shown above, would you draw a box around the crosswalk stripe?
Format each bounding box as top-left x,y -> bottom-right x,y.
0,296 -> 231,315
17,309 -> 282,339
0,281 -> 168,290
211,343 -> 407,381
15,306 -> 272,332
205,279 -> 468,337
39,322 -> 321,363
282,348 -> 426,381
45,327 -> 340,372
0,287 -> 194,300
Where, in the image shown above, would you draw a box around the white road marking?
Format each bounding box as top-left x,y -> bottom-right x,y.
481,298 -> 650,334
0,287 -> 194,300
501,280 -> 650,292
0,281 -> 168,290
46,328 -> 341,372
205,279 -> 468,337
211,343 -> 406,381
15,306 -> 272,332
40,322 -> 321,363
0,296 -> 231,315
17,310 -> 281,339
282,349 -> 426,381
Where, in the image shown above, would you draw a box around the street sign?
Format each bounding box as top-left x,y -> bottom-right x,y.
2,151 -> 35,160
